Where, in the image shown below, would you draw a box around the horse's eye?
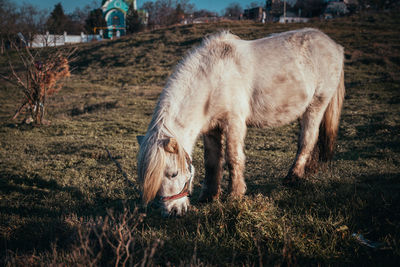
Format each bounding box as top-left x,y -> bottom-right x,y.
171,172 -> 178,178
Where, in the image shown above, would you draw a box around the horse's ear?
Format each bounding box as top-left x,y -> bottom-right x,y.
136,135 -> 145,146
164,138 -> 179,154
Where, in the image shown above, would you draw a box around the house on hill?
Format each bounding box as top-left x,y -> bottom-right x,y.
323,1 -> 349,19
102,0 -> 137,38
243,6 -> 266,22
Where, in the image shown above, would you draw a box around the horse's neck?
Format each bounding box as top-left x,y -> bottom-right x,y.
156,88 -> 205,155
160,113 -> 202,156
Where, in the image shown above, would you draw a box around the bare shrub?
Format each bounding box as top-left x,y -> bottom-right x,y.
0,44 -> 75,125
66,207 -> 160,267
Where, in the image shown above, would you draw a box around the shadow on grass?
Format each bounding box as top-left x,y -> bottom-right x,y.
271,172 -> 400,265
0,170 -> 141,255
337,115 -> 400,160
0,172 -> 80,252
70,101 -> 119,116
143,170 -> 400,265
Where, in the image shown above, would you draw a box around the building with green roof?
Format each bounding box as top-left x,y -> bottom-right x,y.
101,0 -> 137,38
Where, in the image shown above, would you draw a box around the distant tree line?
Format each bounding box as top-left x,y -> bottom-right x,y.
268,0 -> 399,19
45,2 -> 107,35
141,0 -> 194,27
0,0 -> 196,45
0,0 -> 107,51
126,2 -> 145,34
292,0 -> 328,18
1,0 -> 398,51
0,0 -> 46,51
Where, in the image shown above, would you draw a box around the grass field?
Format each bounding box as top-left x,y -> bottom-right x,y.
1,11 -> 400,266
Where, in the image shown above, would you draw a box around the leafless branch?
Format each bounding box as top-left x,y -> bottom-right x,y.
3,41 -> 74,124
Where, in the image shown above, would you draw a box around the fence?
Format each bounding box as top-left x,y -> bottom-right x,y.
29,32 -> 102,48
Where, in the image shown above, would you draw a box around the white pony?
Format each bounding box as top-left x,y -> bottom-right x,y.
137,28 -> 345,216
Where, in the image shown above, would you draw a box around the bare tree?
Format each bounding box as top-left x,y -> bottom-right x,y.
69,1 -> 101,34
247,1 -> 264,9
142,0 -> 174,26
17,4 -> 48,46
294,0 -> 327,17
176,0 -> 195,14
224,2 -> 243,19
70,0 -> 100,24
0,45 -> 76,125
141,0 -> 195,27
0,0 -> 47,52
0,0 -> 17,53
270,0 -> 284,17
193,9 -> 217,18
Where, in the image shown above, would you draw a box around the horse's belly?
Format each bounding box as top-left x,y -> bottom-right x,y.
247,107 -> 303,127
247,87 -> 312,128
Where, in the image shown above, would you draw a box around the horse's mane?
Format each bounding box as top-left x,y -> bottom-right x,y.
138,123 -> 188,203
155,31 -> 241,122
138,31 -> 240,203
168,30 -> 240,87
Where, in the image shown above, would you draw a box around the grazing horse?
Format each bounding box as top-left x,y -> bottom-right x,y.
137,28 -> 345,216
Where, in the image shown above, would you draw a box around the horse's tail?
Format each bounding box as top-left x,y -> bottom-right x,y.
318,66 -> 345,162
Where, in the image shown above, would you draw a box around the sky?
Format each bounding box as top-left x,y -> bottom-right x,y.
14,0 -> 265,14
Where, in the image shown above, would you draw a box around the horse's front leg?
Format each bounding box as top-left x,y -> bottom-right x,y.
226,118 -> 247,197
199,127 -> 224,202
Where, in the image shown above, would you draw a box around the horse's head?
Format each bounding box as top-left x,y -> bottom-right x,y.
137,135 -> 194,216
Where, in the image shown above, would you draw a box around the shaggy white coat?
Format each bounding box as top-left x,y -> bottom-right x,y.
138,28 -> 345,215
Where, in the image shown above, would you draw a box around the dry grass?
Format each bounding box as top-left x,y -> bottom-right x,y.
0,11 -> 400,266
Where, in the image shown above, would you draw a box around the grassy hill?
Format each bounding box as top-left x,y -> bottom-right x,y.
1,12 -> 399,265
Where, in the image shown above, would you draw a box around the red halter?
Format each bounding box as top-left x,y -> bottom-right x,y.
159,157 -> 193,202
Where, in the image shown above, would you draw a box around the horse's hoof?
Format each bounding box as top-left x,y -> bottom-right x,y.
283,175 -> 303,186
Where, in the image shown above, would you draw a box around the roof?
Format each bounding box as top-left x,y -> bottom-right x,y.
102,0 -> 130,13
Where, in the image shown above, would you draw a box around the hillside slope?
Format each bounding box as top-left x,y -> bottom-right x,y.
0,12 -> 399,266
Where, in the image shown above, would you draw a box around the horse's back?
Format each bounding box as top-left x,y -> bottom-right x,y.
245,28 -> 344,127
250,28 -> 343,84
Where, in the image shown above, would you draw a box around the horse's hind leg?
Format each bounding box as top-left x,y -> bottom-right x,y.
226,119 -> 247,197
285,98 -> 329,184
199,127 -> 224,202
